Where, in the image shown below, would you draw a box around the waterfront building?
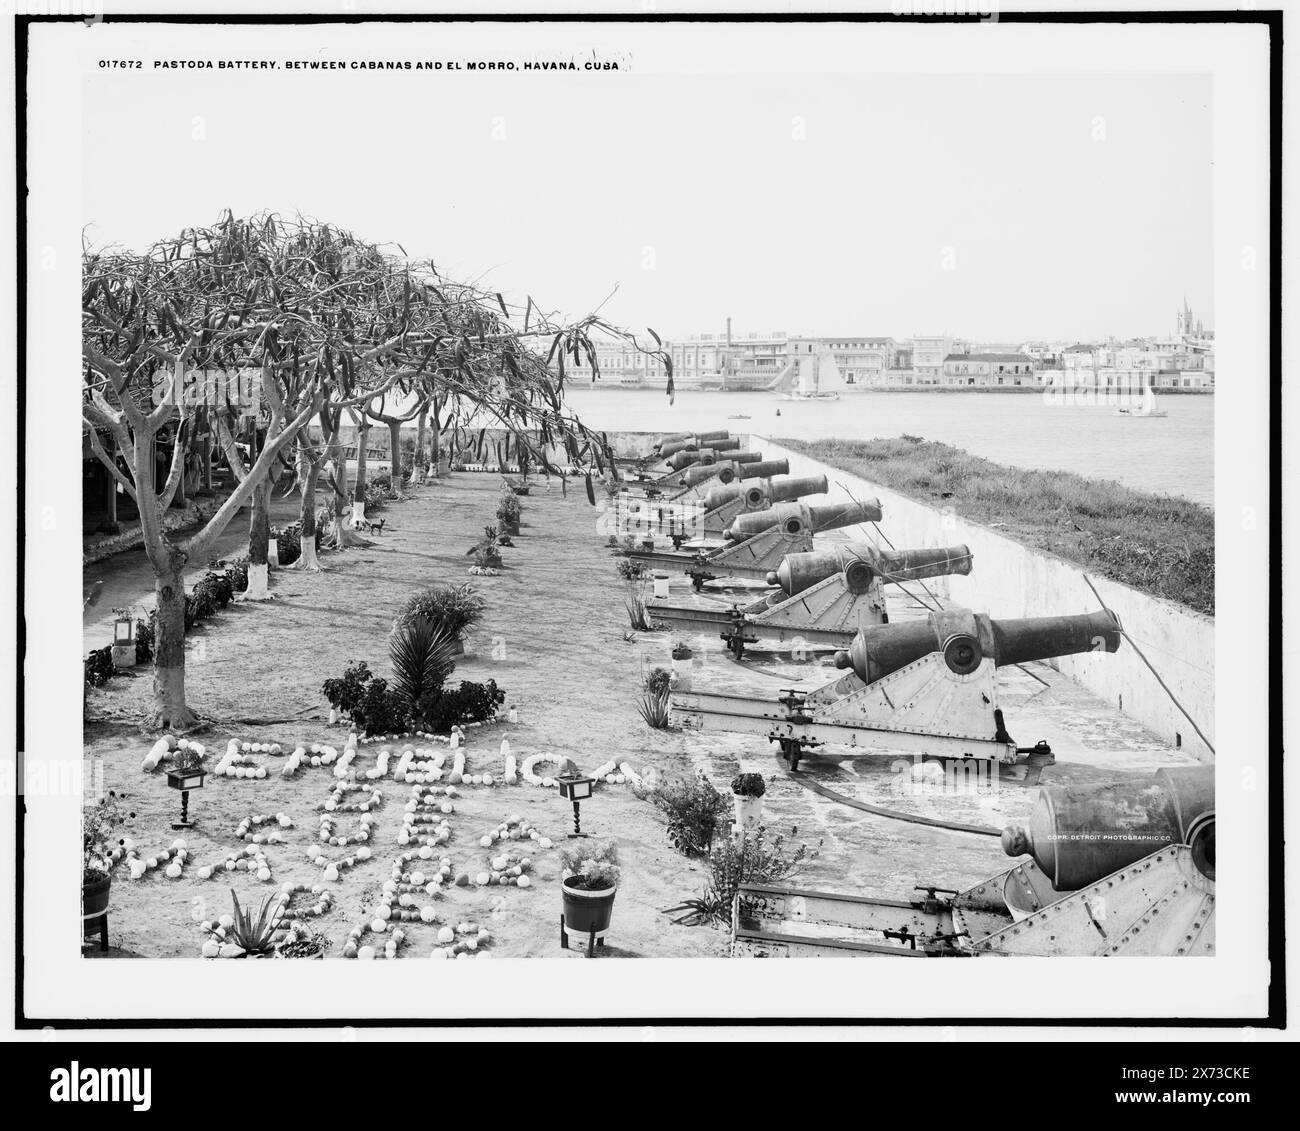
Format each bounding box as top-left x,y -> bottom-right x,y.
910,335 -> 954,384
941,352 -> 1039,386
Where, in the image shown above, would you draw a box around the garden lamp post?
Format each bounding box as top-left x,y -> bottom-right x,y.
556,773 -> 594,838
166,763 -> 207,830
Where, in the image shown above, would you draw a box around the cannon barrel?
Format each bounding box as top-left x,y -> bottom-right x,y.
1000,766 -> 1214,890
703,473 -> 828,510
725,499 -> 883,542
666,439 -> 742,470
687,458 -> 790,488
833,607 -> 1123,685
766,543 -> 973,596
658,431 -> 730,458
682,452 -> 766,485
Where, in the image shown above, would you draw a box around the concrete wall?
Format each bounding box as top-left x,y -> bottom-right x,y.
752,436 -> 1215,762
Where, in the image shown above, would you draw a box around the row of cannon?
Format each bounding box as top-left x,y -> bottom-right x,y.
601,430 -> 1212,957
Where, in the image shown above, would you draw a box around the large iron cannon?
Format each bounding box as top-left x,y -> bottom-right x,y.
833,607 -> 1122,685
658,431 -> 731,459
672,606 -> 1124,770
650,540 -> 973,657
681,453 -> 773,486
665,439 -> 743,470
732,766 -> 1214,958
1002,764 -> 1214,890
725,499 -> 880,543
627,498 -> 883,589
769,542 -> 973,596
687,472 -> 826,536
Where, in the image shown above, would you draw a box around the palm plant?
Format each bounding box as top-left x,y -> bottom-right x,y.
390,616 -> 458,710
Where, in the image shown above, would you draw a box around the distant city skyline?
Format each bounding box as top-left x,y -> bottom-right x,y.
82,36 -> 1212,344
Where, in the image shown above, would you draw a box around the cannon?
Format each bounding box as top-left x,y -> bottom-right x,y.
664,440 -> 742,470
625,498 -> 883,589
649,542 -> 973,657
613,470 -> 822,550
694,473 -> 827,535
731,766 -> 1214,957
623,452 -> 773,499
657,430 -> 729,455
671,606 -> 1123,770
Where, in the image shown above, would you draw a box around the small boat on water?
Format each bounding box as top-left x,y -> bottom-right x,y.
1115,389 -> 1168,418
772,348 -> 846,401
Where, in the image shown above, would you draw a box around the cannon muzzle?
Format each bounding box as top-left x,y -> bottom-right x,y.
725,499 -> 883,542
666,440 -> 743,470
833,607 -> 1123,684
767,543 -> 973,596
704,473 -> 827,511
1000,766 -> 1213,890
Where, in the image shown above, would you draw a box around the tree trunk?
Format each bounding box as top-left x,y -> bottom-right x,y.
414,406 -> 428,484
324,439 -> 361,549
150,557 -> 197,731
352,419 -> 370,527
292,456 -> 325,570
244,478 -> 272,600
388,419 -> 405,498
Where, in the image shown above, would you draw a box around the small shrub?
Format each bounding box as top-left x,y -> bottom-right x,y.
645,667 -> 672,697
417,679 -> 506,732
616,558 -> 647,581
322,661 -> 375,719
731,773 -> 766,799
352,677 -> 413,737
641,774 -> 730,857
496,490 -> 522,527
392,584 -> 486,641
665,827 -> 820,926
271,521 -> 321,566
134,616 -> 154,664
84,646 -> 114,689
559,840 -> 620,892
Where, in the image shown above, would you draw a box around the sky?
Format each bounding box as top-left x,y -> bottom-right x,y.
81,45 -> 1213,345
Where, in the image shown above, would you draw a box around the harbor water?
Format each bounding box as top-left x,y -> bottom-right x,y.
562,388 -> 1214,507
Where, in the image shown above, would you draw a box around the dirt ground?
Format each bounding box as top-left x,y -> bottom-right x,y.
83,469 -> 1201,960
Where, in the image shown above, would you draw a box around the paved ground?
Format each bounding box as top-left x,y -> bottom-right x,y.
82,470 -> 1201,960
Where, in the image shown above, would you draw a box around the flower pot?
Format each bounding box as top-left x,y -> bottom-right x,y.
82,874 -> 111,920
561,879 -> 617,941
499,519 -> 520,536
733,794 -> 763,832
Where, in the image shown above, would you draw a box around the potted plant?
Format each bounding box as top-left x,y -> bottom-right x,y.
559,841 -> 620,954
496,489 -> 522,536
83,790 -> 129,937
730,773 -> 767,831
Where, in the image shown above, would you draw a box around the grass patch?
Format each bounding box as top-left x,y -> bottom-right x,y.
777,435 -> 1214,616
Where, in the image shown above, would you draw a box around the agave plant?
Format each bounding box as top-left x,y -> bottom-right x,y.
625,590 -> 653,632
390,615 -> 458,710
637,687 -> 672,729
228,888 -> 283,956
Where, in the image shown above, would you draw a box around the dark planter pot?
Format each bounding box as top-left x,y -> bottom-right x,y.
82,874 -> 111,920
561,879 -> 617,936
499,518 -> 521,536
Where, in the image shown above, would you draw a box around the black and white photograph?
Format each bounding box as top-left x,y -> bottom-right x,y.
3,0 -> 1291,1070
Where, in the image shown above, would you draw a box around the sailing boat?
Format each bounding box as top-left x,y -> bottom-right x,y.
1115,386 -> 1168,418
784,349 -> 846,401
